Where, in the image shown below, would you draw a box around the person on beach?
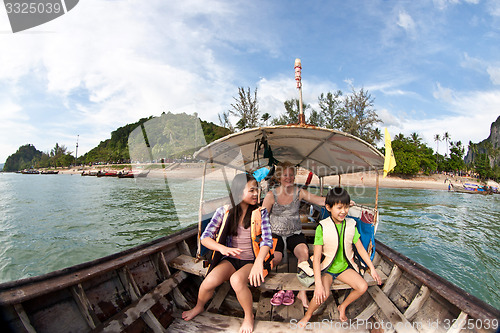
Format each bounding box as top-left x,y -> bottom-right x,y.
298,187 -> 381,326
182,173 -> 273,333
262,161 -> 325,308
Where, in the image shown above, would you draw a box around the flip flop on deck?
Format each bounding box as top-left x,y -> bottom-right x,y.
282,290 -> 295,306
270,290 -> 285,306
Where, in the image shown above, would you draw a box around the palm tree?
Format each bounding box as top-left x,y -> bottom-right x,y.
261,113 -> 271,126
443,132 -> 450,157
410,132 -> 422,147
434,134 -> 441,155
434,134 -> 441,170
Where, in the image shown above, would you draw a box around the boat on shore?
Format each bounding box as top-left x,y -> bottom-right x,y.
20,169 -> 39,174
1,125 -> 499,333
117,170 -> 150,178
450,183 -> 493,195
40,170 -> 59,175
96,170 -> 118,177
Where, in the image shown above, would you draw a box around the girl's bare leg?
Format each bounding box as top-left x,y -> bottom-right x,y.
272,251 -> 282,268
298,273 -> 333,327
335,269 -> 368,322
294,243 -> 311,308
230,263 -> 255,333
182,260 -> 235,321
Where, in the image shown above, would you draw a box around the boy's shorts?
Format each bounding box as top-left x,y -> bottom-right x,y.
273,233 -> 307,254
325,267 -> 349,280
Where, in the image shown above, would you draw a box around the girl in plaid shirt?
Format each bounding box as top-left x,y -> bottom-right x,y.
182,173 -> 273,333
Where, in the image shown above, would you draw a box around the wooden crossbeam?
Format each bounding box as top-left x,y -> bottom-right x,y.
168,255 -> 207,277
92,271 -> 187,332
355,265 -> 401,321
403,285 -> 430,321
367,285 -> 418,333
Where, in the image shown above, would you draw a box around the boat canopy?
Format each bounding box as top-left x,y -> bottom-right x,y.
194,125 -> 384,177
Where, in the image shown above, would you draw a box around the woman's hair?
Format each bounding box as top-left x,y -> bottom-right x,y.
273,161 -> 296,183
325,187 -> 351,206
227,173 -> 258,236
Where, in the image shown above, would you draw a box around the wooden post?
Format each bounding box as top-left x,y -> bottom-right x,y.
196,161 -> 207,259
338,175 -> 341,186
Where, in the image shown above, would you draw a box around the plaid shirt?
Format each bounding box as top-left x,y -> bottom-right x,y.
201,206 -> 273,249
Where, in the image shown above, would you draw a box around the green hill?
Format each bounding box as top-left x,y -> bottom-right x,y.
2,144 -> 43,172
81,112 -> 230,164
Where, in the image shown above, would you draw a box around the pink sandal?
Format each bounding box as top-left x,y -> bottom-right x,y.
270,290 -> 285,306
282,290 -> 295,306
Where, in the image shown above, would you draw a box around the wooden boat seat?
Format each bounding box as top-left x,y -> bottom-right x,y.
168,254 -> 387,291
261,269 -> 386,291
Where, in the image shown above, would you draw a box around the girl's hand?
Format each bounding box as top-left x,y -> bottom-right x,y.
313,284 -> 326,305
248,261 -> 264,287
220,246 -> 242,257
371,269 -> 382,285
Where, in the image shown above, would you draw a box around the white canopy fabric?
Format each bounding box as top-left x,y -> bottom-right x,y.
194,125 -> 384,177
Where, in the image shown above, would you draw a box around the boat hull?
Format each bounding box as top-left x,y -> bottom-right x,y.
1,221 -> 498,333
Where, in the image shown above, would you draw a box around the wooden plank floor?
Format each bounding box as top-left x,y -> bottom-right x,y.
168,310 -> 369,332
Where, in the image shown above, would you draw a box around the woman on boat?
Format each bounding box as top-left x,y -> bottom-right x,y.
182,173 -> 273,333
262,161 -> 326,308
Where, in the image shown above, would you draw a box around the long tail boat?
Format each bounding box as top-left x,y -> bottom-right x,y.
1,59 -> 498,332
1,125 -> 499,333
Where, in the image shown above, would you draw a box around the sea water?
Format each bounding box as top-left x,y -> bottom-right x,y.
0,172 -> 498,310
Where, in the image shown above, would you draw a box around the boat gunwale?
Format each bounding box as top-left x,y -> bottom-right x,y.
375,240 -> 500,321
0,225 -> 198,305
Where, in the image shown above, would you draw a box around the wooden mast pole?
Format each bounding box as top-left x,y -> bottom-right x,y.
295,58 -> 305,125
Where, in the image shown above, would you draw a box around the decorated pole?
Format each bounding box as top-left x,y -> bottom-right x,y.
295,58 -> 305,125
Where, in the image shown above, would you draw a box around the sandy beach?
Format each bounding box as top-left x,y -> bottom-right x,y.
57,163 -> 481,191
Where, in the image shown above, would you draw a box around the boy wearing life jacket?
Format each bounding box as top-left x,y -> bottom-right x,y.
298,187 -> 381,325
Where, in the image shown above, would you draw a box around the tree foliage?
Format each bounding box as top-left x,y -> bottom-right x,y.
391,134 -> 436,175
342,87 -> 381,144
82,112 -> 230,164
3,144 -> 43,171
272,87 -> 381,144
3,143 -> 75,171
229,87 -> 260,131
271,98 -> 311,125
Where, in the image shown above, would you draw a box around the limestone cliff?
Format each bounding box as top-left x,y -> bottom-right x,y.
465,115 -> 500,166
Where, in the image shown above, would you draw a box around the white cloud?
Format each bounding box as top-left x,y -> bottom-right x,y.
386,86 -> 500,153
487,66 -> 500,85
397,10 -> 416,35
433,82 -> 455,103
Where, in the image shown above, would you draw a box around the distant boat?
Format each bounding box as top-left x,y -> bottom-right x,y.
96,171 -> 118,177
20,169 -> 39,174
40,170 -> 59,175
117,170 -> 150,178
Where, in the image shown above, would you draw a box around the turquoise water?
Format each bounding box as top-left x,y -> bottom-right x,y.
0,173 -> 498,310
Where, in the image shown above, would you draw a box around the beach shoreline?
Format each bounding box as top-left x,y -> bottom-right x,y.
52,163 -> 481,191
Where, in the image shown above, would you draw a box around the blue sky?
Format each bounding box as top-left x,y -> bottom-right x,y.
1,0 -> 500,163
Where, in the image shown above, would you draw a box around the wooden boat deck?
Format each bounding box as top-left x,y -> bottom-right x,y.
1,224 -> 499,332
167,310 -> 370,332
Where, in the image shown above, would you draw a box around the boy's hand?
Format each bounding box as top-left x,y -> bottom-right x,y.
371,269 -> 382,285
313,284 -> 326,305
